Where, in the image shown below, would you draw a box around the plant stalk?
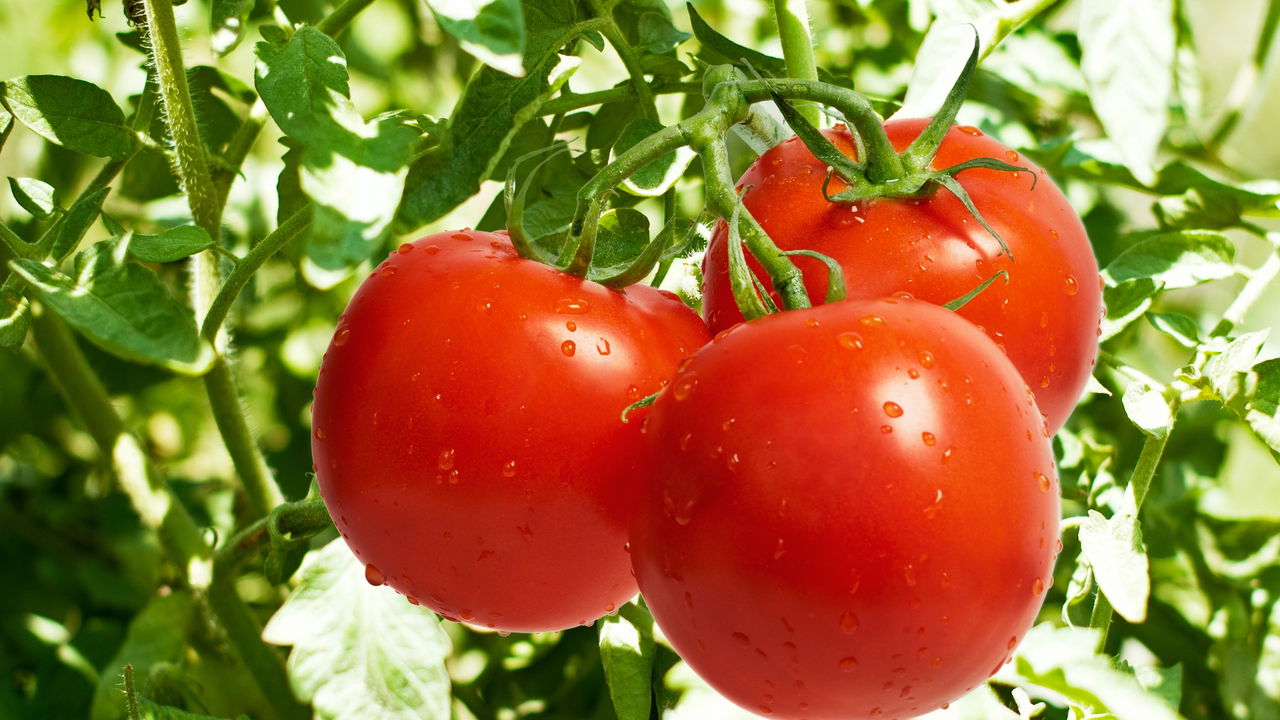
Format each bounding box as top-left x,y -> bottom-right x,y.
771,0 -> 820,126
202,207 -> 313,340
316,0 -> 379,37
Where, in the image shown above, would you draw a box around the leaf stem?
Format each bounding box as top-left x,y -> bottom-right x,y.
214,498 -> 332,576
537,82 -> 701,117
215,100 -> 270,213
202,206 -> 312,340
0,221 -> 31,260
591,0 -> 658,121
1206,0 -> 1280,149
205,360 -> 285,517
771,0 -> 820,126
1212,236 -> 1280,336
316,0 -> 378,37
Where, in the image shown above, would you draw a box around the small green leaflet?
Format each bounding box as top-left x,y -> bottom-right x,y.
687,3 -> 786,76
10,243 -> 214,375
0,75 -> 135,159
1122,382 -> 1173,438
1246,358 -> 1280,455
1100,277 -> 1161,341
45,186 -> 110,262
1102,230 -> 1236,289
8,177 -> 58,218
614,118 -> 695,197
587,208 -> 651,279
119,226 -> 215,263
1080,488 -> 1151,624
262,539 -> 453,720
428,0 -> 527,77
599,602 -> 658,720
1078,0 -> 1175,185
1146,312 -> 1200,348
613,0 -> 690,56
211,0 -> 255,56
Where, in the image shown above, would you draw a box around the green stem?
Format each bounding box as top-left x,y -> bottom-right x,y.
537,82 -> 701,117
28,306 -> 211,569
215,100 -> 270,213
987,0 -> 1062,58
206,580 -> 309,720
568,123 -> 690,239
205,361 -> 285,517
591,0 -> 658,121
0,221 -> 30,260
1212,238 -> 1280,336
699,137 -> 809,311
202,207 -> 312,340
771,0 -> 820,126
1207,0 -> 1280,149
316,0 -> 378,37
736,78 -> 904,183
1090,590 -> 1114,650
214,499 -> 332,575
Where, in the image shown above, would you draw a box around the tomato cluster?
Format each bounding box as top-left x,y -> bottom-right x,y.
312,124 -> 1095,719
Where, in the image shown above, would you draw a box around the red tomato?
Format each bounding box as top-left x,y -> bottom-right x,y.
701,119 -> 1101,433
312,229 -> 709,632
631,296 -> 1059,720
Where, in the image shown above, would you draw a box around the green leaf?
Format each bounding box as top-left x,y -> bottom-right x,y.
0,75 -> 134,159
256,29 -> 420,288
1146,312 -> 1200,348
1078,0 -> 1175,184
615,118 -> 695,197
397,3 -> 587,230
46,186 -> 110,262
1199,331 -> 1269,410
687,3 -> 786,76
586,208 -> 650,279
8,177 -> 58,219
10,246 -> 214,375
428,0 -> 527,77
1246,358 -> 1280,454
262,539 -> 453,720
0,104 -> 13,153
90,592 -> 196,720
1122,382 -> 1173,438
122,226 -> 215,263
1079,492 -> 1151,623
599,602 -> 657,720
135,695 -> 244,720
1101,277 -> 1161,341
1103,231 -> 1235,289
0,282 -> 30,350
997,625 -> 1181,719
211,0 -> 255,56
614,0 -> 690,56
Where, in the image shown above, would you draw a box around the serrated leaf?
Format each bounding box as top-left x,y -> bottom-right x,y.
1246,358 -> 1280,454
1146,312 -> 1199,348
1122,382 -> 1173,438
211,0 -> 255,55
44,186 -> 109,262
123,226 -> 215,263
0,282 -> 31,350
600,602 -> 657,720
397,4 -> 587,230
687,3 -> 786,75
615,118 -> 695,197
1201,330 -> 1268,409
10,248 -> 214,375
1102,231 -> 1235,289
8,177 -> 57,219
91,592 -> 196,720
429,0 -> 526,76
997,625 -> 1181,719
1101,277 -> 1161,341
614,0 -> 690,56
262,539 -> 453,720
1078,0 -> 1175,185
0,75 -> 134,159
1079,497 -> 1150,623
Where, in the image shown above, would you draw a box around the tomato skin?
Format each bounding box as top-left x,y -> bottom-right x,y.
702,119 -> 1101,433
631,297 -> 1059,720
312,229 -> 710,633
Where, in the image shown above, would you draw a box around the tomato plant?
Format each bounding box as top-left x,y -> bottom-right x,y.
311,229 -> 709,632
701,119 -> 1103,433
632,296 -> 1060,719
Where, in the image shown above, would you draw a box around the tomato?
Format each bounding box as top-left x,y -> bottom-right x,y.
701,119 -> 1101,433
312,229 -> 710,633
631,296 -> 1059,720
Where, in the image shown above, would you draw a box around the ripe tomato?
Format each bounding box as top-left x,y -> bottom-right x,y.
701,119 -> 1101,433
631,296 -> 1059,720
312,229 -> 710,633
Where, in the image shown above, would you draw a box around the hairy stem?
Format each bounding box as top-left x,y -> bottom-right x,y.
771,0 -> 820,126
205,361 -> 285,517
203,207 -> 312,340
214,499 -> 332,575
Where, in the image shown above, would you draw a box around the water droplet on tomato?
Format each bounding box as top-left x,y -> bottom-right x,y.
921,431 -> 936,446
805,317 -> 820,327
675,499 -> 695,525
958,125 -> 982,136
787,344 -> 807,364
756,705 -> 773,715
564,321 -> 577,332
1007,635 -> 1019,650
561,340 -> 576,357
772,538 -> 786,559
908,368 -> 920,379
397,242 -> 414,254
502,460 -> 517,478
836,331 -> 863,350
1035,472 -> 1051,492
331,325 -> 352,346
883,401 -> 903,418
364,564 -> 385,586
860,315 -> 886,327
438,448 -> 456,471
880,425 -> 893,434
908,596 -> 922,609
478,550 -> 494,563
556,298 -> 589,314
380,265 -> 397,277
840,610 -> 859,634
732,632 -> 751,646
424,245 -> 440,255
839,656 -> 859,672
1063,276 -> 1079,296
904,564 -> 918,587
672,374 -> 698,401
1032,578 -> 1045,596
726,453 -> 741,471
1039,375 -> 1051,388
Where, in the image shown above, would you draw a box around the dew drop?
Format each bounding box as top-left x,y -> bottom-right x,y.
561,340 -> 576,357
839,656 -> 859,672
805,317 -> 820,327
596,338 -> 611,355
380,265 -> 397,277
903,564 -> 918,587
1063,276 -> 1079,296
1032,578 -> 1045,596
921,432 -> 936,446
565,321 -> 577,332
883,401 -> 904,418
880,425 -> 893,434
840,610 -> 859,634
315,427 -> 327,440
438,448 -> 456,471
908,595 -> 922,608
732,632 -> 751,646
556,298 -> 590,314
958,126 -> 982,136
672,374 -> 699,401
1007,636 -> 1018,650
424,245 -> 440,255
1006,150 -> 1020,163
918,350 -> 935,368
1039,375 -> 1051,388
908,368 -> 920,379
836,331 -> 864,350
502,460 -> 517,478
773,538 -> 786,559
332,326 -> 351,346
924,489 -> 944,519
860,315 -> 886,327
364,564 -> 385,586
675,499 -> 695,525
1034,472 -> 1051,492
397,242 -> 414,254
